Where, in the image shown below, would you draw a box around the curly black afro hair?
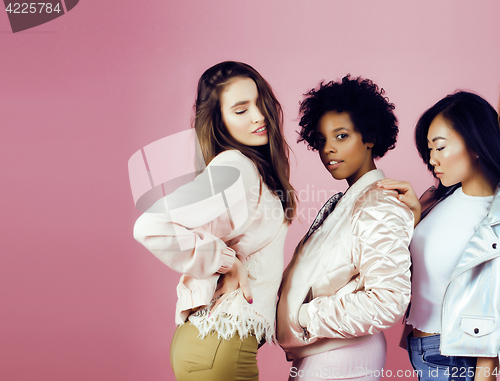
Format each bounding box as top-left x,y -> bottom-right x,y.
297,75 -> 398,159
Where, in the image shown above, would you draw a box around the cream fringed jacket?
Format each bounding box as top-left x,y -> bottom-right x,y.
277,169 -> 413,360
134,150 -> 287,343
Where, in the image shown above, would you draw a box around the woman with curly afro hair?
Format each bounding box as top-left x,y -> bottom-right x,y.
277,75 -> 413,380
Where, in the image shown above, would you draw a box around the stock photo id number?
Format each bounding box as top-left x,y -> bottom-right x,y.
3,0 -> 79,32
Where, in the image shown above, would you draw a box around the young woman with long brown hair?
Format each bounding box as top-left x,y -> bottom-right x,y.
134,61 -> 296,380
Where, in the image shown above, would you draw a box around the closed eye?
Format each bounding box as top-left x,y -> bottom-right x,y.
235,109 -> 247,115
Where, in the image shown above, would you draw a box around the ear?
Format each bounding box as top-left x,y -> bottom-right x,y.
365,135 -> 376,149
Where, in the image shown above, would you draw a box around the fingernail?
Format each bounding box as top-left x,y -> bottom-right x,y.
208,313 -> 211,318
248,299 -> 253,304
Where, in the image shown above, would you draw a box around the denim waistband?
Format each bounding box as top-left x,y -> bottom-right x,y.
407,333 -> 441,355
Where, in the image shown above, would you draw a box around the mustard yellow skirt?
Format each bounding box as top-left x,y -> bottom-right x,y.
170,322 -> 259,381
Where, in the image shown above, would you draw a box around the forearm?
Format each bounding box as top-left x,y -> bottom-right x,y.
304,285 -> 410,338
134,150 -> 258,278
475,357 -> 499,381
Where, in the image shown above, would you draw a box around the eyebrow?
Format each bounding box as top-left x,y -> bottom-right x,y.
428,136 -> 446,143
230,100 -> 250,109
332,127 -> 349,133
317,126 -> 349,134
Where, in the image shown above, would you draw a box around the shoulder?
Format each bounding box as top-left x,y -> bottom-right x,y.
210,150 -> 256,170
208,150 -> 260,191
353,183 -> 413,223
354,182 -> 401,208
487,186 -> 500,220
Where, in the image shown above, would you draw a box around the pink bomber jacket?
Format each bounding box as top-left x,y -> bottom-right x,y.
277,169 -> 413,360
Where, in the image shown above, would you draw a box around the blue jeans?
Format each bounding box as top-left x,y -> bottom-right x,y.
407,334 -> 476,381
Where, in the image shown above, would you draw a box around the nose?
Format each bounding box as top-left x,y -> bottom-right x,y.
251,107 -> 265,124
322,137 -> 337,154
429,151 -> 438,167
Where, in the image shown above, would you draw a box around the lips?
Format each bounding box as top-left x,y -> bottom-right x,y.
253,126 -> 267,134
325,159 -> 343,170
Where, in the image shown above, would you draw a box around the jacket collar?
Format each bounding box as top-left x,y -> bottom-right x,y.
488,185 -> 500,226
344,169 -> 385,197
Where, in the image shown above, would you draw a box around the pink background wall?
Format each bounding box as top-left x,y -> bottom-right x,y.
2,1 -> 500,380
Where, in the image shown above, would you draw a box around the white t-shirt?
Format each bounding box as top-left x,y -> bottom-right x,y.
407,187 -> 493,333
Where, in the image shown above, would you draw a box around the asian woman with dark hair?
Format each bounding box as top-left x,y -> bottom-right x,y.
379,91 -> 500,381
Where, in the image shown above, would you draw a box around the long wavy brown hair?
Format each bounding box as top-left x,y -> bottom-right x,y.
194,61 -> 296,222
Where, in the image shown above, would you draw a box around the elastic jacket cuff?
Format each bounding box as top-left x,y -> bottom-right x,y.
218,247 -> 236,274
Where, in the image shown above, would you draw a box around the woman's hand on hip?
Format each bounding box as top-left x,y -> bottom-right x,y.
211,257 -> 253,313
377,179 -> 422,227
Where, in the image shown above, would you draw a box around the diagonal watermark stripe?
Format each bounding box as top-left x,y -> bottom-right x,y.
128,129 -> 250,251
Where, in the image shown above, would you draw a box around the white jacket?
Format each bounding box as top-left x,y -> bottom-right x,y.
439,187 -> 500,358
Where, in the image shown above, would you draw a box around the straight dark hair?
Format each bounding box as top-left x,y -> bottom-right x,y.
415,91 -> 500,199
194,61 -> 297,222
